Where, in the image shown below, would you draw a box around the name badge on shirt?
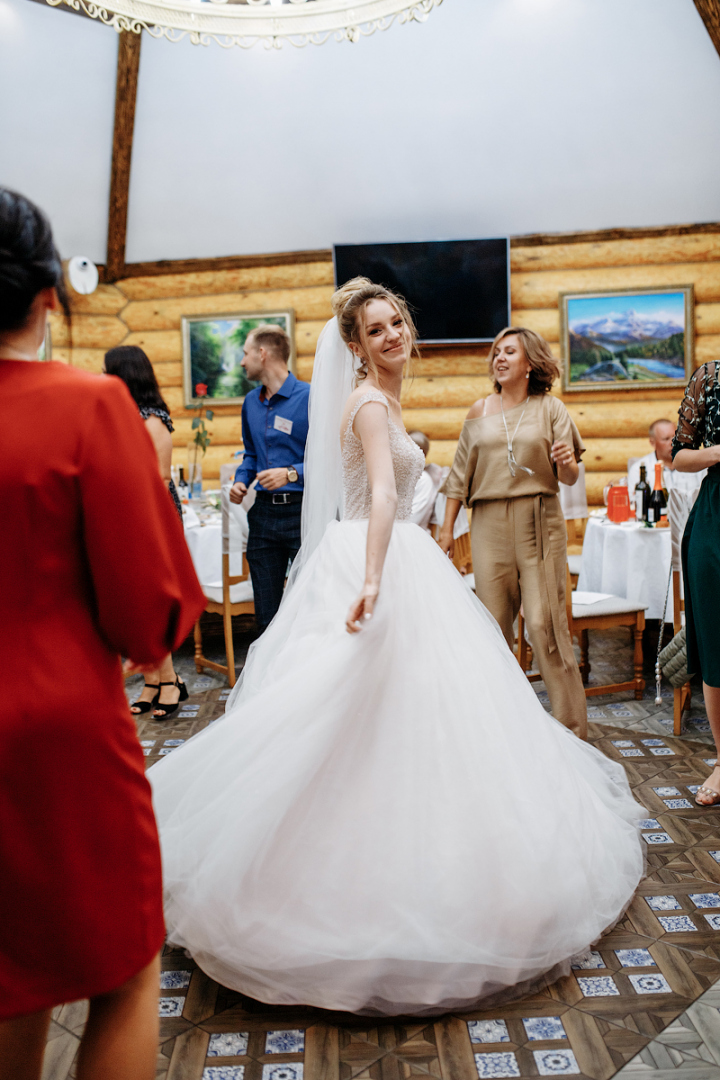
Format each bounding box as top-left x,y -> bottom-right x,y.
274,415 -> 293,435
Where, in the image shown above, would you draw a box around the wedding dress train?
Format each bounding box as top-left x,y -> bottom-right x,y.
149,343 -> 644,1017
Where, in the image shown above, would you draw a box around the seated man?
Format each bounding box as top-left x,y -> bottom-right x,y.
628,418 -> 706,495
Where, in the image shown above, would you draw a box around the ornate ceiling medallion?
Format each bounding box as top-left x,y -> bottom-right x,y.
44,0 -> 444,48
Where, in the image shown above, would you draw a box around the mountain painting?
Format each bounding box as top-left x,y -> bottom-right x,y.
560,287 -> 692,392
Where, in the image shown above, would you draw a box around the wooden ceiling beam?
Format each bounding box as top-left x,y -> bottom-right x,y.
693,0 -> 720,57
106,30 -> 141,282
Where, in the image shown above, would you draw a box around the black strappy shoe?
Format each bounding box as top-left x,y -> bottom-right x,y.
130,682 -> 160,715
153,676 -> 189,720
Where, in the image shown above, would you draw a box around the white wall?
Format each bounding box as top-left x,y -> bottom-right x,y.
0,0 -> 117,262
3,0 -> 720,264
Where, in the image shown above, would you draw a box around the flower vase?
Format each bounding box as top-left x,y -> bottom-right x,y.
186,450 -> 203,499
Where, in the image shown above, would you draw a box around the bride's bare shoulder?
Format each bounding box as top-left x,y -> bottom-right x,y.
340,385 -> 388,435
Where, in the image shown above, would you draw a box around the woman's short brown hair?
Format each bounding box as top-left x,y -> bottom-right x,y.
489,327 -> 560,395
331,276 -> 418,383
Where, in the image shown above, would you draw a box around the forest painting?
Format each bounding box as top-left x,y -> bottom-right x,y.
182,310 -> 296,406
560,287 -> 693,392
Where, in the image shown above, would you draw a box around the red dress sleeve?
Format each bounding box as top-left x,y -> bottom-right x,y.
78,377 -> 206,665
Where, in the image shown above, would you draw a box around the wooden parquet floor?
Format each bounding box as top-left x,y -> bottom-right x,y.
45,663 -> 720,1080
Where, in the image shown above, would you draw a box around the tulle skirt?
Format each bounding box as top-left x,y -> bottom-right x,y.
149,519 -> 644,1015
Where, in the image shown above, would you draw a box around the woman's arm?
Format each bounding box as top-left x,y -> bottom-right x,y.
551,442 -> 580,485
674,445 -> 720,471
346,401 -> 398,634
144,414 -> 173,487
437,499 -> 462,558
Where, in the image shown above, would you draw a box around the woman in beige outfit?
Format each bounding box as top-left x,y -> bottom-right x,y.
439,327 -> 587,738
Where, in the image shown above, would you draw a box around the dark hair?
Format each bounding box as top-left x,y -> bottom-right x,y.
0,187 -> 68,332
103,346 -> 169,412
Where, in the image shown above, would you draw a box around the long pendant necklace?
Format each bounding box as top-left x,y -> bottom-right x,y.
500,396 -> 535,478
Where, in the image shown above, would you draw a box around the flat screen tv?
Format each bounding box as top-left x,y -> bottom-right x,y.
333,239 -> 510,344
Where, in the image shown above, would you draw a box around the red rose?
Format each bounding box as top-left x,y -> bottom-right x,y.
195,383 -> 208,397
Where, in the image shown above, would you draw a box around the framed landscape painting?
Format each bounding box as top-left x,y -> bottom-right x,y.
560,286 -> 693,393
182,309 -> 296,407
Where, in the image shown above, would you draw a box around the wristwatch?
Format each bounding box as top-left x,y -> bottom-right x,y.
287,467 -> 299,484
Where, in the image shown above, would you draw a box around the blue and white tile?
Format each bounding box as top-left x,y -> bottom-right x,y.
192,676 -> 216,690
207,1033 -> 249,1057
570,951 -> 604,969
690,893 -> 720,908
522,1016 -> 566,1041
608,705 -> 634,718
703,914 -> 720,930
158,996 -> 184,1016
705,758 -> 717,766
650,747 -> 674,756
663,798 -> 693,809
159,970 -> 191,989
264,1030 -> 305,1055
158,747 -> 175,755
615,949 -> 656,967
576,976 -> 619,997
652,786 -> 680,797
163,739 -> 185,747
641,739 -> 666,747
645,895 -> 681,910
612,740 -> 636,748
628,973 -> 672,994
474,1051 -> 521,1078
261,1067 -> 303,1080
643,832 -> 673,845
657,915 -> 698,932
638,819 -> 660,830
533,1049 -> 580,1076
140,739 -> 156,747
687,785 -> 701,795
620,748 -> 644,757
709,851 -> 720,864
467,1020 -> 510,1043
142,747 -> 153,756
203,1069 -> 245,1080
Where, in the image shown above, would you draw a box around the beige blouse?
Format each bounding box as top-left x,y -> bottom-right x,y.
442,394 -> 585,506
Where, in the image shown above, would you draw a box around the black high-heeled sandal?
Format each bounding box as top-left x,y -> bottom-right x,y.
130,683 -> 160,715
153,676 -> 189,719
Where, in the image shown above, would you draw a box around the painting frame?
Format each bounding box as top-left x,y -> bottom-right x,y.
182,309 -> 296,408
559,285 -> 694,393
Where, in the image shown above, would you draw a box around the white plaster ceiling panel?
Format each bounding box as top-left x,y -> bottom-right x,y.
0,0 -> 118,262
125,0 -> 720,262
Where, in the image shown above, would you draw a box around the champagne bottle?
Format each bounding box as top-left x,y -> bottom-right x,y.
634,464 -> 650,523
177,466 -> 189,500
648,462 -> 667,525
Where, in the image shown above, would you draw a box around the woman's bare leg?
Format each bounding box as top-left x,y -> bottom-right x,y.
0,1008 -> 51,1080
130,668 -> 161,714
696,684 -> 720,805
75,953 -> 160,1080
153,654 -> 182,717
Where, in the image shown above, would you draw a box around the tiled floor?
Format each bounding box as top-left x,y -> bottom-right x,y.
43,627 -> 720,1080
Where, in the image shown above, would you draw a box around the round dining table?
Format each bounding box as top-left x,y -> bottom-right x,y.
576,513 -> 673,622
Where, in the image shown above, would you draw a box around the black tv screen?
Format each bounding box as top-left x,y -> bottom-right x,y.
333,239 -> 510,344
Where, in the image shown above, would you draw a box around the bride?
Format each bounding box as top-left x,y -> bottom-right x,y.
149,278 -> 644,1016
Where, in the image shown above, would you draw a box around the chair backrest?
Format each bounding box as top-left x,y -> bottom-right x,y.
667,488 -> 700,572
219,462 -> 237,488
221,485 -> 249,586
558,460 -> 588,521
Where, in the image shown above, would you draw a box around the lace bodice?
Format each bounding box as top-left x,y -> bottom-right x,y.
341,389 -> 425,521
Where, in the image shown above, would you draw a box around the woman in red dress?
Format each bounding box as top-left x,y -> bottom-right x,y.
0,188 -> 205,1078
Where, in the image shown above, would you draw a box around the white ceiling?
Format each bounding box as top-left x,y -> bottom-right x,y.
1,0 -> 720,265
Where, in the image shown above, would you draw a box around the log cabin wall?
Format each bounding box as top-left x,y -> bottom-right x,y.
50,227 -> 720,508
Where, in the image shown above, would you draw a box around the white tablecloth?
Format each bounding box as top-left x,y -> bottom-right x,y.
577,515 -> 673,621
183,502 -> 248,588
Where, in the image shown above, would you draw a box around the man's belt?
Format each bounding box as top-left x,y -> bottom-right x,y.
256,491 -> 303,505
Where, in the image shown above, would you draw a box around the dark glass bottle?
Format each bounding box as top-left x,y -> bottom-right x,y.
634,464 -> 650,523
177,466 -> 188,498
648,462 -> 667,525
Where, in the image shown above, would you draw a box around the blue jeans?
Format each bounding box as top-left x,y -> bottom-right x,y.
246,496 -> 302,631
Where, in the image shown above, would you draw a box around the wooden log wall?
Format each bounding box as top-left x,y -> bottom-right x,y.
51,229 -> 720,508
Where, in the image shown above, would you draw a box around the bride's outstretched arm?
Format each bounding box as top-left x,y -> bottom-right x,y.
346,401 -> 398,634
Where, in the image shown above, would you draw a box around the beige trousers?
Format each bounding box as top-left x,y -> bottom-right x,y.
470,493 -> 588,739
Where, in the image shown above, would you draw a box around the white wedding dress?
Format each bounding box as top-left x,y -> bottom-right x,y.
150,336 -> 644,1017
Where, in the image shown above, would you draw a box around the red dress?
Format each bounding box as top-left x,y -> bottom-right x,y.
0,360 -> 206,1020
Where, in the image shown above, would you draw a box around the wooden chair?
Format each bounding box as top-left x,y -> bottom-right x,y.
667,489 -> 699,735
559,461 -> 588,587
193,485 -> 254,688
518,564 -> 646,699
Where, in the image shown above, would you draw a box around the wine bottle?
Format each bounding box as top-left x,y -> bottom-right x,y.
177,466 -> 189,501
648,462 -> 667,525
634,464 -> 650,523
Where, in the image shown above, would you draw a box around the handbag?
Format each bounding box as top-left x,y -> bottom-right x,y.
659,627 -> 693,688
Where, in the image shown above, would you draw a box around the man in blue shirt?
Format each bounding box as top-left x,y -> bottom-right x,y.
230,324 -> 310,631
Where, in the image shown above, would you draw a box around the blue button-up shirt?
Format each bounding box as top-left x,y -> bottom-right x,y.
234,372 -> 310,493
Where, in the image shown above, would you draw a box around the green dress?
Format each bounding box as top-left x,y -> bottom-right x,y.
672,362 -> 720,687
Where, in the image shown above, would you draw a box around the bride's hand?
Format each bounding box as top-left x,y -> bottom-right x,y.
346,584 -> 379,634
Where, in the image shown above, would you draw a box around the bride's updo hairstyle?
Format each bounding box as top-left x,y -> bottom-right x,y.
489,326 -> 561,396
332,276 -> 418,383
0,187 -> 68,333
